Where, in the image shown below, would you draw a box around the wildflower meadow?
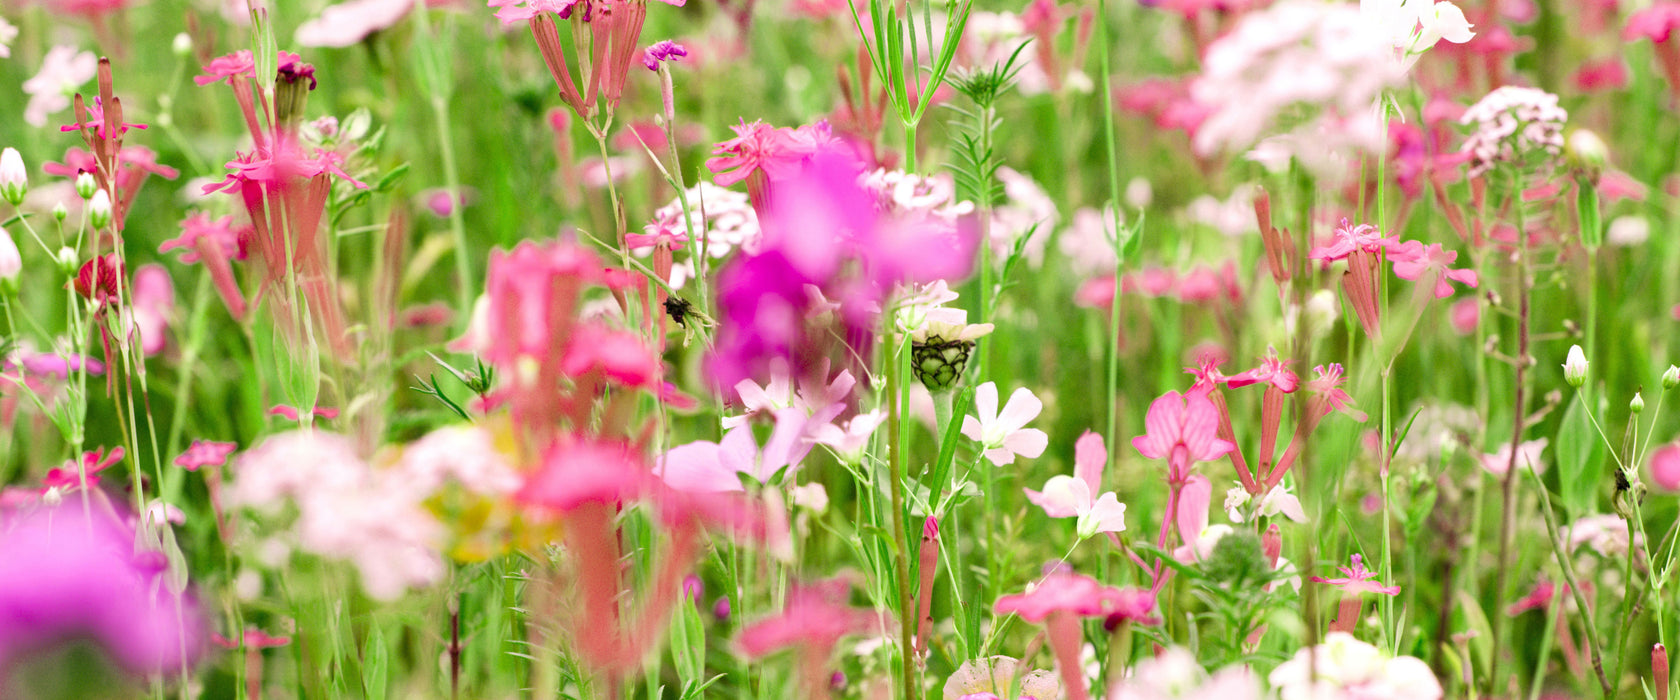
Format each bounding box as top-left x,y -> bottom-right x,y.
4,0 -> 1680,698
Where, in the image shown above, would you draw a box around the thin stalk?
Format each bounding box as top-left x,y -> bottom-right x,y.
1525,466 -> 1613,695
1489,173 -> 1534,697
885,325 -> 919,700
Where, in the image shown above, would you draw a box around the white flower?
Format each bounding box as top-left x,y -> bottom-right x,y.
0,18 -> 17,59
1362,0 -> 1474,63
0,147 -> 26,205
961,382 -> 1049,466
1269,632 -> 1442,700
1564,344 -> 1588,387
908,307 -> 994,345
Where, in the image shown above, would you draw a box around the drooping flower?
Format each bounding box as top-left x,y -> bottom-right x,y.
961,382 -> 1050,466
642,39 -> 688,70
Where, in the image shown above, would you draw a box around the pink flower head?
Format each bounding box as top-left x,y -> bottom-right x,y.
1311,554 -> 1400,596
1225,350 -> 1299,393
961,382 -> 1050,466
1132,390 -> 1235,480
42,446 -> 126,491
560,322 -> 661,389
19,352 -> 105,379
706,119 -> 830,187
295,0 -> 416,48
1653,442 -> 1680,491
194,50 -> 305,86
1480,438 -> 1548,476
993,572 -> 1148,623
1627,3 -> 1680,43
737,577 -> 882,659
1306,364 -> 1367,422
0,500 -> 207,682
1309,219 -> 1397,263
518,437 -> 651,511
642,39 -> 688,71
59,97 -> 147,140
656,407 -> 815,492
175,440 -> 238,472
1388,241 -> 1479,298
131,264 -> 174,356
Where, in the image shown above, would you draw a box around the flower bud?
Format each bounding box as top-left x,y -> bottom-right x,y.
1664,365 -> 1678,391
1567,129 -> 1609,178
0,147 -> 26,206
0,227 -> 19,296
172,33 -> 193,57
51,202 -> 68,222
75,172 -> 97,200
1632,392 -> 1645,414
1564,345 -> 1587,387
55,246 -> 77,274
88,188 -> 112,230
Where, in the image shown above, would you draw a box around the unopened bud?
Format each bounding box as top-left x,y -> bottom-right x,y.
55,246 -> 77,274
172,33 -> 193,57
51,202 -> 68,222
75,173 -> 97,200
1564,345 -> 1588,387
1664,365 -> 1678,390
1632,392 -> 1646,414
0,148 -> 26,206
1567,129 -> 1609,179
88,189 -> 112,230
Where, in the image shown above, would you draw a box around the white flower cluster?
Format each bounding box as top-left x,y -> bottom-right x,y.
859,168 -> 974,223
1192,1 -> 1405,179
1459,86 -> 1569,179
1269,633 -> 1442,700
652,182 -> 762,259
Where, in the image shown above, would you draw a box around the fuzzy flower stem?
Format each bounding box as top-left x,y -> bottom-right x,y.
1524,463 -> 1613,695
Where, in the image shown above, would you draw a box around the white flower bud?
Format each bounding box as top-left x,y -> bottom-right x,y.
51,202 -> 68,222
88,188 -> 112,230
75,172 -> 97,200
55,246 -> 78,274
172,33 -> 193,57
0,227 -> 18,296
1664,365 -> 1679,391
1632,392 -> 1646,414
1564,345 -> 1587,388
0,147 -> 26,206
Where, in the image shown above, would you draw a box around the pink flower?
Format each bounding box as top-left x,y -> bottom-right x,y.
656,408 -> 815,492
1627,3 -> 1680,43
705,119 -> 830,187
642,39 -> 688,70
296,0 -> 415,48
1308,219 -> 1397,263
175,440 -> 238,472
42,446 -> 125,491
1312,554 -> 1400,596
995,572 -> 1156,700
737,576 -> 883,662
1389,241 -> 1479,298
518,437 -> 652,511
961,382 -> 1050,466
560,322 -> 661,388
1449,298 -> 1479,335
1024,432 -> 1128,538
1132,390 -> 1235,480
1653,442 -> 1680,491
267,404 -> 339,422
131,264 -> 173,357
1480,438 -> 1548,476
1225,351 -> 1299,392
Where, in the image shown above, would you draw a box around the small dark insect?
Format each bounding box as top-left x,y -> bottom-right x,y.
664,296 -> 694,327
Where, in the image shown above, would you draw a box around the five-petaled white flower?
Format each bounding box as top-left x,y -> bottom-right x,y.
961,382 -> 1049,466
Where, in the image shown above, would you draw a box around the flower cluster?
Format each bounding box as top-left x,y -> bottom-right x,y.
1458,86 -> 1569,178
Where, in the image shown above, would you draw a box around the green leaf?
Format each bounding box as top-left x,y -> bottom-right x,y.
670,598 -> 705,684
362,625 -> 389,700
1577,179 -> 1602,249
1558,398 -> 1607,516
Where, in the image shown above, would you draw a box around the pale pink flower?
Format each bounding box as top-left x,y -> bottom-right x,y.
1652,442 -> 1680,491
1459,86 -> 1569,179
1024,432 -> 1128,538
130,264 -> 173,356
1269,633 -> 1442,700
396,425 -> 523,495
1388,241 -> 1478,298
296,0 -> 415,47
1568,514 -> 1638,557
812,410 -> 886,464
0,18 -> 16,59
1109,647 -> 1263,700
23,46 -> 98,127
174,440 -> 238,472
1479,438 -> 1548,476
658,408 -> 815,492
961,382 -> 1050,466
1172,475 -> 1233,563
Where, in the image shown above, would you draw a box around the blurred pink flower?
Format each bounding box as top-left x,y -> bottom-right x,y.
738,577 -> 883,695
1312,554 -> 1400,596
41,446 -> 125,491
657,408 -> 816,492
1480,438 -> 1548,476
296,0 -> 418,47
23,46 -> 97,127
174,440 -> 238,472
962,382 -> 1050,466
1653,442 -> 1680,491
131,264 -> 173,356
1389,241 -> 1479,298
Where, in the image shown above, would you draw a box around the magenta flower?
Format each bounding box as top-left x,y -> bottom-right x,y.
1225,351 -> 1299,392
642,39 -> 688,71
706,119 -> 832,188
0,500 -> 207,686
175,440 -> 239,472
1312,554 -> 1400,596
42,446 -> 125,491
1132,390 -> 1235,481
994,573 -> 1156,700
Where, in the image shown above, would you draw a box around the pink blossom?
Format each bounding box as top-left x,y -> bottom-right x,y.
266,404 -> 339,421
993,572 -> 1153,624
519,437 -> 653,512
1626,3 -> 1680,43
642,39 -> 688,70
1226,351 -> 1299,392
961,382 -> 1050,466
1132,390 -> 1235,479
1312,554 -> 1400,596
705,119 -> 831,187
657,408 -> 815,492
396,425 -> 523,495
1479,438 -> 1548,476
131,264 -> 174,356
737,577 -> 883,659
42,446 -> 125,491
1308,219 -> 1397,263
1653,442 -> 1680,491
1449,298 -> 1479,335
296,0 -> 415,48
174,440 -> 238,472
